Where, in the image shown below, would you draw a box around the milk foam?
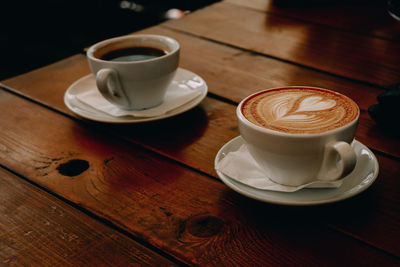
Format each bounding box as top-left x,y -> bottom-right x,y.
242,88 -> 359,134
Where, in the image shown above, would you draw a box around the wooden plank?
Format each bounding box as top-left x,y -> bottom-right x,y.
0,85 -> 399,264
164,2 -> 400,87
2,28 -> 399,160
3,33 -> 385,112
0,167 -> 177,266
226,0 -> 400,41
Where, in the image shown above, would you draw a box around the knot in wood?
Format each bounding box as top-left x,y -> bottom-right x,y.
56,159 -> 89,177
186,215 -> 223,238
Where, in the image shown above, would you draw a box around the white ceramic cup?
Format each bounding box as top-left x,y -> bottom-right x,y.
237,87 -> 359,187
87,34 -> 180,110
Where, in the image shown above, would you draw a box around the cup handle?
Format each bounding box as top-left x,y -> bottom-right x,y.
317,141 -> 357,181
96,68 -> 130,108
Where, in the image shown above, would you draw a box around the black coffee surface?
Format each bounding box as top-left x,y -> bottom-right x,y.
101,46 -> 166,62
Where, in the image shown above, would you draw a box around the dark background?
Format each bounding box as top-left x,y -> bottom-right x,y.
0,0 -> 219,80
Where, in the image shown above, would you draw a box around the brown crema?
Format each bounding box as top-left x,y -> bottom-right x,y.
241,87 -> 359,134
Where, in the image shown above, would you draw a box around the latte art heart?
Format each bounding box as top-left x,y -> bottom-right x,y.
297,96 -> 336,112
241,88 -> 359,134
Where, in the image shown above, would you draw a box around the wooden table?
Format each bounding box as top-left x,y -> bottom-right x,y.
1,0 -> 400,265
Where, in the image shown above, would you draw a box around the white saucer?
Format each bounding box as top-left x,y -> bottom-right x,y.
215,136 -> 379,206
64,68 -> 208,123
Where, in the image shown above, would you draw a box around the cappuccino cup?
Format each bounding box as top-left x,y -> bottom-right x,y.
237,86 -> 359,187
87,34 -> 180,110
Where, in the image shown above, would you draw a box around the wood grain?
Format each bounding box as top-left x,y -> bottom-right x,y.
164,2 -> 400,87
1,2 -> 399,265
2,28 -> 399,160
0,167 -> 177,266
226,0 -> 400,41
4,29 -> 386,111
0,85 -> 399,264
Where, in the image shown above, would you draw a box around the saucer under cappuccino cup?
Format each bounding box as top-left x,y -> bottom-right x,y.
237,86 -> 359,187
87,34 -> 180,110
